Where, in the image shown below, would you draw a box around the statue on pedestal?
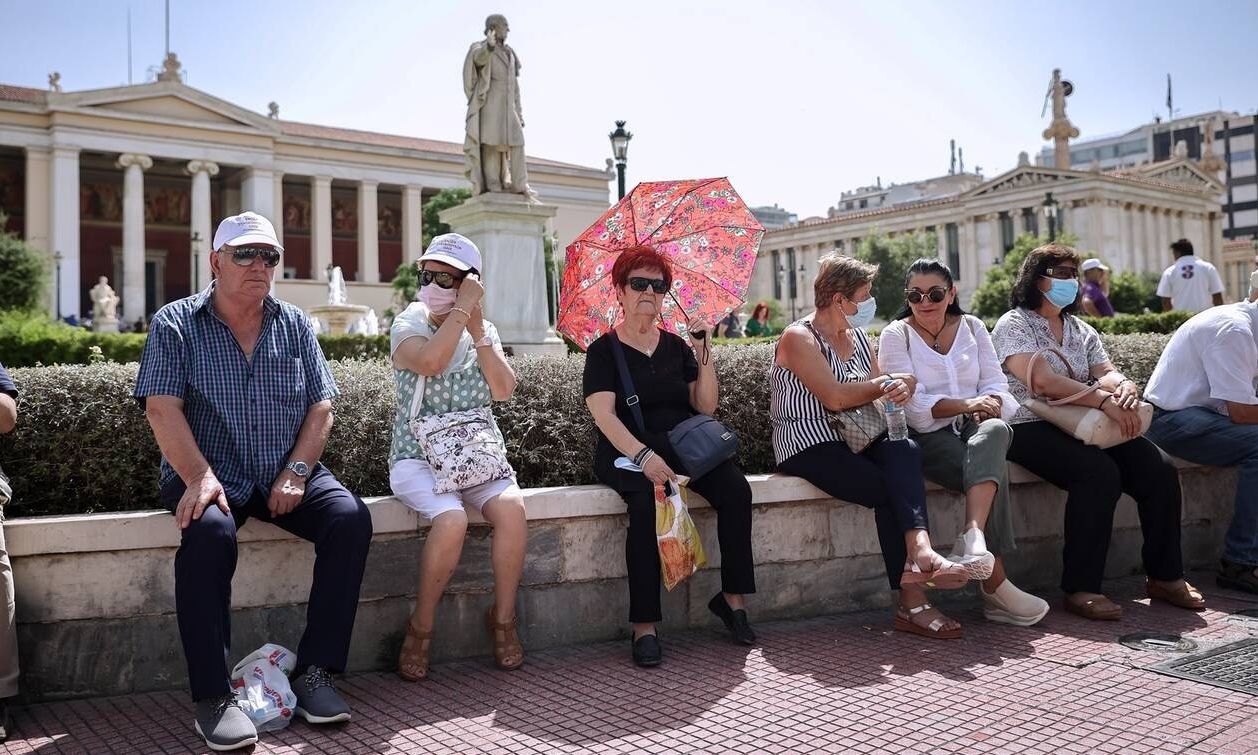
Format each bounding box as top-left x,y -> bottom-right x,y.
90,276 -> 120,333
1041,68 -> 1079,170
463,14 -> 532,196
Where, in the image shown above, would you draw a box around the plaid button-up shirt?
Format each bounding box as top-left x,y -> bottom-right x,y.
134,285 -> 339,505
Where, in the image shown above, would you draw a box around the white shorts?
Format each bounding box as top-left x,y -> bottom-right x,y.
389,457 -> 519,521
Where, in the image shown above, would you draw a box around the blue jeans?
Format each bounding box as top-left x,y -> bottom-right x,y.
1147,407 -> 1258,567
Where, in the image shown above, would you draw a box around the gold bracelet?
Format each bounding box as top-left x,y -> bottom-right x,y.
449,306 -> 472,321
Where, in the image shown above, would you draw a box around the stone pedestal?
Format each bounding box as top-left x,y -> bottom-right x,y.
439,193 -> 566,355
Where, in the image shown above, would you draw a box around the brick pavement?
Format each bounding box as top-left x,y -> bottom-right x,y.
4,573 -> 1257,754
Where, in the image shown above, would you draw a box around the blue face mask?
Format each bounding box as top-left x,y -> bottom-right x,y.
845,296 -> 877,328
1043,277 -> 1079,309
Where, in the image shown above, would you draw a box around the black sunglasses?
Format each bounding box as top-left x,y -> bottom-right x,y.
1043,266 -> 1079,280
905,287 -> 949,304
628,277 -> 669,294
420,269 -> 464,289
224,246 -> 281,268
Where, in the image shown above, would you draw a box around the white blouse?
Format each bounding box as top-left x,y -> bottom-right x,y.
877,314 -> 1019,433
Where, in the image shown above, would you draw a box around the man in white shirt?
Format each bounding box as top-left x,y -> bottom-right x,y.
1145,300 -> 1258,594
1157,239 -> 1224,313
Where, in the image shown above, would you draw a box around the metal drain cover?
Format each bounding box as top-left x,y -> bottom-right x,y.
1150,637 -> 1258,695
1118,632 -> 1198,653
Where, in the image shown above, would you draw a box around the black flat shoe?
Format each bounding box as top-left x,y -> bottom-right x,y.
631,633 -> 662,667
708,592 -> 757,646
1218,558 -> 1258,595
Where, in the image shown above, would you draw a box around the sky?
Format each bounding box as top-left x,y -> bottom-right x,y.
2,0 -> 1255,218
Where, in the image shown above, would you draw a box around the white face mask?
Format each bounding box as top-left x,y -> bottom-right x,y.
419,283 -> 458,315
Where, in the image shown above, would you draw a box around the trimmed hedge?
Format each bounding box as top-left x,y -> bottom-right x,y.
0,314 -> 148,367
0,334 -> 1171,517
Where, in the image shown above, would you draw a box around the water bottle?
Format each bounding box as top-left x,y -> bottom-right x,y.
881,381 -> 908,441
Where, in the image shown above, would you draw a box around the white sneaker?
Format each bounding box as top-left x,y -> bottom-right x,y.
947,528 -> 995,581
982,579 -> 1050,626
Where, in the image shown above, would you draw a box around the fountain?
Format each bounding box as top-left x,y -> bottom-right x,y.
308,266 -> 372,335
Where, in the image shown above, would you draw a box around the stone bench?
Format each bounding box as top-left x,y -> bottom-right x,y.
6,460 -> 1238,701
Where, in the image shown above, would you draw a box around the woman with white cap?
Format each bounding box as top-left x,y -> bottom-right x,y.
389,233 -> 527,680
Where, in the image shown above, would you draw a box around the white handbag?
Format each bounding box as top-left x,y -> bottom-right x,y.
407,359 -> 514,494
1023,347 -> 1152,449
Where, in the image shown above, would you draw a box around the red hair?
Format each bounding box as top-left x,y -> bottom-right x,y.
611,245 -> 673,290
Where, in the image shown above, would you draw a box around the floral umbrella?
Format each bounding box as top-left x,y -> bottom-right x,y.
557,178 -> 765,350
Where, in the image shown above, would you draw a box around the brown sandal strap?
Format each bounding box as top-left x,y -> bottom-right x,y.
398,621 -> 433,680
486,608 -> 524,670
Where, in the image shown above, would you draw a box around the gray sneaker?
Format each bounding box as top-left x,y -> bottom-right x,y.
292,666 -> 351,724
194,693 -> 258,752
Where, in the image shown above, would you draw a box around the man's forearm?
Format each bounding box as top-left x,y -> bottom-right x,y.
287,401 -> 334,468
146,401 -> 213,484
0,394 -> 15,434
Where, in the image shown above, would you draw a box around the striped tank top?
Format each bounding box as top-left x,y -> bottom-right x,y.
769,318 -> 876,464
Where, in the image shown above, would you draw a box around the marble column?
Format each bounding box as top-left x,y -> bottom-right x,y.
117,153 -> 152,322
1161,208 -> 1174,258
1144,207 -> 1159,273
186,160 -> 219,292
241,167 -> 276,222
272,172 -> 285,246
357,180 -> 380,283
311,175 -> 333,279
402,184 -> 424,262
23,147 -> 51,253
49,145 -> 80,318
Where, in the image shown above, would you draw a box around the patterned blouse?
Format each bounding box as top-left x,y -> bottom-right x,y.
990,308 -> 1110,424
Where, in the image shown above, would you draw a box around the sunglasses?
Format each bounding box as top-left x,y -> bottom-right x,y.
628,277 -> 669,294
420,269 -> 464,289
224,246 -> 281,268
905,286 -> 949,304
1043,266 -> 1079,280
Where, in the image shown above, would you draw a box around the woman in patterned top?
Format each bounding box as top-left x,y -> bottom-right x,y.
992,243 -> 1204,621
389,234 -> 526,680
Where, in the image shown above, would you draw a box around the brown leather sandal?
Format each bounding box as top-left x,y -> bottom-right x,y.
894,602 -> 962,639
398,620 -> 433,682
1147,579 -> 1206,611
1063,595 -> 1123,621
486,607 -> 525,671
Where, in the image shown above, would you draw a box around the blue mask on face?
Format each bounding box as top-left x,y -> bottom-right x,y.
846,296 -> 877,328
1043,278 -> 1079,309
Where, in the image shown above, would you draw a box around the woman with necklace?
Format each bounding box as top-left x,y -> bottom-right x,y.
583,245 -> 757,667
878,259 -> 1049,627
771,253 -> 971,640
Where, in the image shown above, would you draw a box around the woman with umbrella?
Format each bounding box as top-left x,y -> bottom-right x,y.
582,245 -> 757,667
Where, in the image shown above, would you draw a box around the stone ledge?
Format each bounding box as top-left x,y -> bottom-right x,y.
6,460 -> 1214,558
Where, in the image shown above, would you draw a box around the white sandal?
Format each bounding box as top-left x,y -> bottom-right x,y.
948,528 -> 995,581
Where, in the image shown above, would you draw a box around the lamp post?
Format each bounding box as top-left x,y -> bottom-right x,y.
53,250 -> 63,320
1042,191 -> 1060,242
190,231 -> 202,291
608,120 -> 632,200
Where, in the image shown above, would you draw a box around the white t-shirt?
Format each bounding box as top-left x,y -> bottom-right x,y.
1145,301 -> 1258,415
1156,255 -> 1224,313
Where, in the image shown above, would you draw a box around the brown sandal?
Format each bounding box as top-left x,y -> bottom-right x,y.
1063,595 -> 1123,621
486,607 -> 525,671
1147,579 -> 1206,611
398,620 -> 433,682
894,602 -> 962,640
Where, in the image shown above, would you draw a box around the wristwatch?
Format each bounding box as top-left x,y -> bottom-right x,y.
285,460 -> 310,478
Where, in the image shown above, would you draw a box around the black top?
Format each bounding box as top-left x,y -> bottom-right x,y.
0,363 -> 16,399
583,329 -> 699,472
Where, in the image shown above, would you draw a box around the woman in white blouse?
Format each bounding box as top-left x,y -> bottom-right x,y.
879,259 -> 1049,626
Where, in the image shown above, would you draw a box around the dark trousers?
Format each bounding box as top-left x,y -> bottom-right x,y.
1007,421 -> 1184,594
597,438 -> 756,624
161,464 -> 374,701
778,439 -> 929,590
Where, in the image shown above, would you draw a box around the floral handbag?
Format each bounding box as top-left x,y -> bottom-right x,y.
408,371 -> 514,494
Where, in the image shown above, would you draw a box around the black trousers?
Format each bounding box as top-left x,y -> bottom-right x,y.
597,437 -> 756,624
778,439 -> 929,590
161,464 -> 374,701
1006,421 -> 1184,594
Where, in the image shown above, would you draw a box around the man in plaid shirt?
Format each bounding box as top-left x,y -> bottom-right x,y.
135,212 -> 373,751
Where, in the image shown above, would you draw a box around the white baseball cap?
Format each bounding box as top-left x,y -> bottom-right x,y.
1080,258 -> 1109,273
212,211 -> 284,252
420,232 -> 481,272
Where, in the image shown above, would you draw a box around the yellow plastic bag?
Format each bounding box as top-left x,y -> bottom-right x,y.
656,478 -> 707,591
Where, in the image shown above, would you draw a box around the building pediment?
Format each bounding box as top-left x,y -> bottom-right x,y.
963,166 -> 1086,198
1124,159 -> 1224,193
51,81 -> 277,133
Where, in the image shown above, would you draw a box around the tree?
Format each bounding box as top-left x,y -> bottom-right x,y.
1106,271 -> 1160,314
0,215 -> 49,312
853,231 -> 938,319
422,188 -> 472,249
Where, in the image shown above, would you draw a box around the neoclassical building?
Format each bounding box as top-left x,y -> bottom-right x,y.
0,66 -> 610,321
753,157 -> 1229,315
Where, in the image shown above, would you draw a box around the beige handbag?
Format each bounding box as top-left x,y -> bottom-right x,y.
1022,347 -> 1152,448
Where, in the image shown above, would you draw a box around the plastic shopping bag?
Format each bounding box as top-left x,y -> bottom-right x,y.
656,479 -> 707,591
229,644 -> 297,733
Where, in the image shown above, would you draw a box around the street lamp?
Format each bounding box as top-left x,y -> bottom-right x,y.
608,120 -> 632,200
53,250 -> 63,320
1042,191 -> 1059,242
777,263 -> 808,321
191,231 -> 202,291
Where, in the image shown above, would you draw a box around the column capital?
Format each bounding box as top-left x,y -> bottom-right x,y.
51,144 -> 80,158
359,178 -> 380,189
312,174 -> 333,186
117,153 -> 153,170
403,183 -> 425,192
186,160 -> 220,177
